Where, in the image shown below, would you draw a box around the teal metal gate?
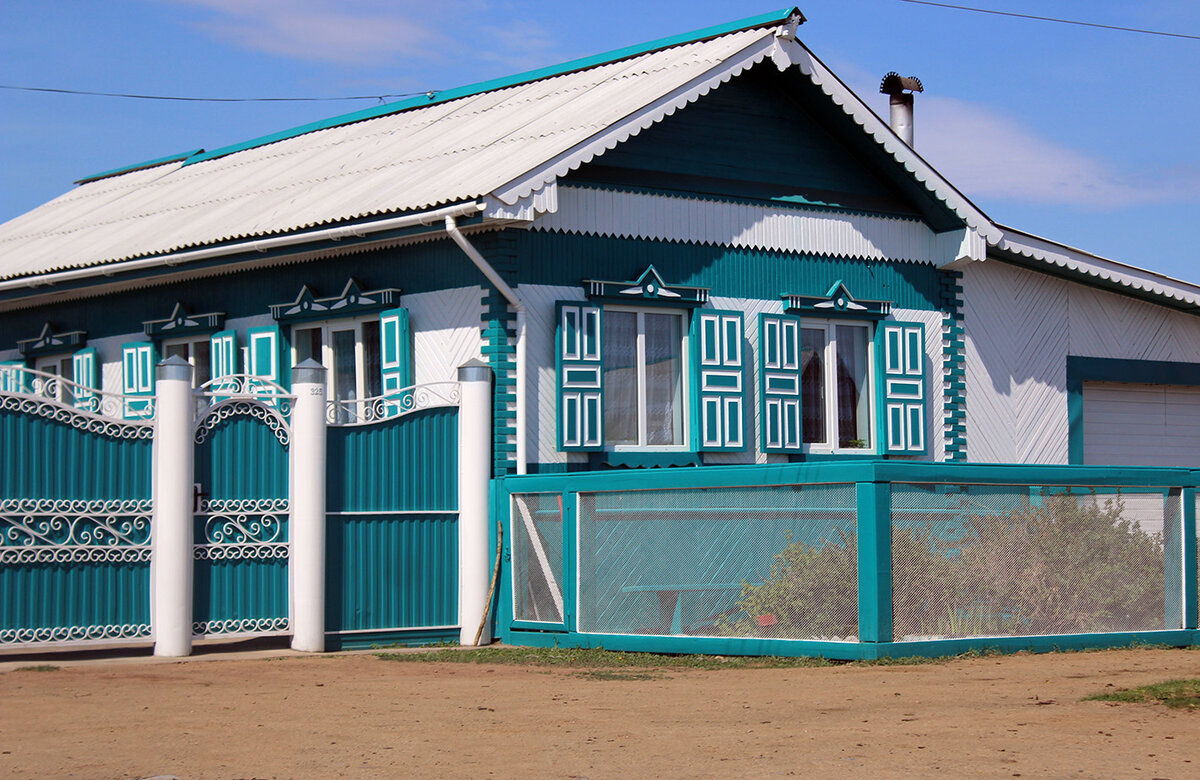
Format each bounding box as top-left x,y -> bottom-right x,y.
192,377 -> 292,638
324,384 -> 460,648
0,368 -> 154,648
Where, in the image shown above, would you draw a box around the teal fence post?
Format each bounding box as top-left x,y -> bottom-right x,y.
1183,487 -> 1197,631
856,480 -> 892,644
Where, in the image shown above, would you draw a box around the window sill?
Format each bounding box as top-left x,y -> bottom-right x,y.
589,451 -> 702,469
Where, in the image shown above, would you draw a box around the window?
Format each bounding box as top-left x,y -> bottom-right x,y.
163,336 -> 212,389
34,354 -> 73,403
292,318 -> 382,419
800,320 -> 873,451
602,308 -> 687,449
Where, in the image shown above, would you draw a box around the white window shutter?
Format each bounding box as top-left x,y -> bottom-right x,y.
759,313 -> 803,453
210,330 -> 239,379
121,342 -> 156,419
72,348 -> 98,410
878,320 -> 927,455
556,302 -> 603,451
692,309 -> 746,452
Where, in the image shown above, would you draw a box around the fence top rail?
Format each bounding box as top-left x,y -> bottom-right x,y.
194,374 -> 294,401
326,381 -> 460,426
499,460 -> 1200,496
0,364 -> 155,426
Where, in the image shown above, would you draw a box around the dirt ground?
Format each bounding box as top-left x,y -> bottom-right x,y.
0,645 -> 1197,779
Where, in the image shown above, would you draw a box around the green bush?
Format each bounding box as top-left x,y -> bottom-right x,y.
726,491 -> 1166,640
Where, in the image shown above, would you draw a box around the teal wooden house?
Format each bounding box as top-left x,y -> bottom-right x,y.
2,8 -> 1199,659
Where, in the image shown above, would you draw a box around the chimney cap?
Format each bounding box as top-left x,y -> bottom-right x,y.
880,72 -> 923,95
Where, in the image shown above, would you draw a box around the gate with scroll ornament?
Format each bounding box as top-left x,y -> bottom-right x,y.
0,367 -> 154,648
192,375 -> 293,639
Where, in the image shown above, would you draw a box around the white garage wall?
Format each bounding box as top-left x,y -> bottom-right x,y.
962,260 -> 1200,464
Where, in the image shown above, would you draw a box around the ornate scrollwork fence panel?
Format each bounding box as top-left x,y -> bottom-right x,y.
0,365 -> 155,436
326,381 -> 460,426
0,499 -> 153,647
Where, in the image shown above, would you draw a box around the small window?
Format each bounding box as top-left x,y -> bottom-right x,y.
34,355 -> 73,403
801,320 -> 873,451
163,336 -> 212,389
602,307 -> 687,449
292,318 -> 382,419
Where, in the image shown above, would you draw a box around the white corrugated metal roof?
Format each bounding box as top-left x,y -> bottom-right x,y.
0,26 -> 778,281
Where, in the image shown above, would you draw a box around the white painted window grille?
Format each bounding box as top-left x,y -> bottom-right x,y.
162,335 -> 212,388
603,306 -> 687,450
800,319 -> 874,452
292,317 -> 382,423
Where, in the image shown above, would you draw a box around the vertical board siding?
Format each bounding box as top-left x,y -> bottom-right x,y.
326,407 -> 458,512
325,514 -> 458,632
0,561 -> 149,633
0,409 -> 151,499
192,557 -> 289,629
194,414 -> 289,500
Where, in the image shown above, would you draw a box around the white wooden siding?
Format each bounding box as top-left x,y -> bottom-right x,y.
407,286 -> 485,385
1082,382 -> 1200,468
963,260 -> 1200,464
524,283 -> 587,466
534,186 -> 979,265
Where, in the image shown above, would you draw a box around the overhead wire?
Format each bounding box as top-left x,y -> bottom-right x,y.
898,0 -> 1200,41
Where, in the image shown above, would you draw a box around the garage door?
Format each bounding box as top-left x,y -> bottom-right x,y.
1082,381 -> 1200,467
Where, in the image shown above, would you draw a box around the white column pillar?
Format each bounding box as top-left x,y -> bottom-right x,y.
290,359 -> 328,652
152,355 -> 195,657
458,359 -> 493,645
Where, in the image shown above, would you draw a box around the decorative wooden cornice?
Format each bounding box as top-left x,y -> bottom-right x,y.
16,323 -> 87,357
784,280 -> 891,319
270,278 -> 401,322
143,302 -> 226,338
583,265 -> 709,307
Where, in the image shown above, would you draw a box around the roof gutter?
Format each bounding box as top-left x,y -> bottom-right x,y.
445,215 -> 527,476
0,201 -> 487,293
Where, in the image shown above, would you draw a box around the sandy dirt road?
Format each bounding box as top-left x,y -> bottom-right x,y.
1,646 -> 1197,778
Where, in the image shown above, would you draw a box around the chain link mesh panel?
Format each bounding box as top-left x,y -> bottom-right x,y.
511,493 -> 565,624
891,484 -> 1173,640
576,484 -> 857,640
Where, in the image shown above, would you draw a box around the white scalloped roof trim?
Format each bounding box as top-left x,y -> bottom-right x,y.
489,32 -> 779,205
998,228 -> 1200,307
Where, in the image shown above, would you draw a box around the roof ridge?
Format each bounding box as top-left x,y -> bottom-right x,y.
78,7 -> 801,184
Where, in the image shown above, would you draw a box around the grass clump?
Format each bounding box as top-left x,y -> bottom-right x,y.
377,645 -> 834,670
14,664 -> 60,672
1086,679 -> 1200,709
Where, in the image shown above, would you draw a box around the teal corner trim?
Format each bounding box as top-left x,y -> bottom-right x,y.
1183,488 -> 1198,630
1066,356 -> 1200,466
855,481 -> 892,643
76,148 -> 204,185
939,270 -> 966,462
184,8 -> 801,166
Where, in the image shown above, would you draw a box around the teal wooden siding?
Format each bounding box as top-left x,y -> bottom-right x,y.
325,406 -> 460,638
518,232 -> 944,312
325,513 -> 457,632
0,409 -> 151,499
0,407 -> 152,644
194,415 -> 288,500
326,407 -> 458,512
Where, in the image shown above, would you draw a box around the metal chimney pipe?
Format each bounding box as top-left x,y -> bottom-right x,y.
880,72 -> 923,147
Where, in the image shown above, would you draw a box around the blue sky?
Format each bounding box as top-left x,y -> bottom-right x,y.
1,1 -> 1197,279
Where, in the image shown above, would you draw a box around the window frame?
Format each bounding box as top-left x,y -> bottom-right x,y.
162,334 -> 213,389
603,304 -> 691,452
289,315 -> 382,404
33,353 -> 74,402
800,317 -> 877,455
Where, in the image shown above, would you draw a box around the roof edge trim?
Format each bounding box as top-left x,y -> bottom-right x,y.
75,148 -> 205,185
996,225 -> 1200,308
183,7 -> 803,167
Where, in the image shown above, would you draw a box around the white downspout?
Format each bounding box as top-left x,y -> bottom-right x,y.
444,216 -> 527,475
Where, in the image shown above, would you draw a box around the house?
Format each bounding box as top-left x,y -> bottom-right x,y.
1,8 -> 1197,659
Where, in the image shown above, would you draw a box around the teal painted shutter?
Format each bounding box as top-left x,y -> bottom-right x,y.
210,329 -> 238,379
72,347 -> 98,410
0,360 -> 26,393
759,313 -> 803,453
692,309 -> 746,451
556,302 -> 603,451
247,326 -> 282,385
121,342 -> 156,419
380,308 -> 412,393
877,320 -> 927,455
